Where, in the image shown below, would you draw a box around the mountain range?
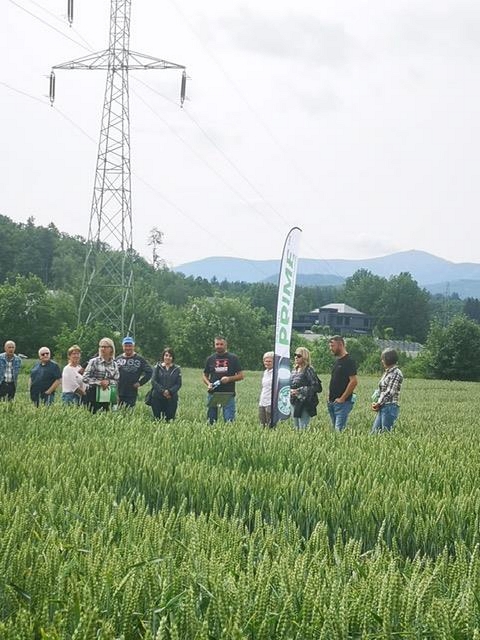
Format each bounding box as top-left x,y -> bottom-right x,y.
174,250 -> 480,299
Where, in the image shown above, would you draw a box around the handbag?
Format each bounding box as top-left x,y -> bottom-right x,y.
96,384 -> 117,404
144,389 -> 153,406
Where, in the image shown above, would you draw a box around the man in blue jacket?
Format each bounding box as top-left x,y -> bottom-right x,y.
0,340 -> 22,401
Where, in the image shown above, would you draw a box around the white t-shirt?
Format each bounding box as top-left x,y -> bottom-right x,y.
62,364 -> 85,394
259,368 -> 273,407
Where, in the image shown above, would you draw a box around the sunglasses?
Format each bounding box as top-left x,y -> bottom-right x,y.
294,353 -> 303,357
40,352 -> 50,356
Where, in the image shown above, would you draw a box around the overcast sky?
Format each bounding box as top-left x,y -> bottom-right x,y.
3,0 -> 480,272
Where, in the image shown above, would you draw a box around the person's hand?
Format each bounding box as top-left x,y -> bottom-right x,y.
163,390 -> 171,399
372,402 -> 380,411
334,397 -> 345,404
220,376 -> 229,384
100,380 -> 109,389
133,382 -> 140,389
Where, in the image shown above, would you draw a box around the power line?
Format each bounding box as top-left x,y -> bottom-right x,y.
25,0 -> 96,50
131,78 -> 287,244
0,80 -> 45,104
8,0 -> 91,51
5,7 -> 284,282
11,0 -> 341,283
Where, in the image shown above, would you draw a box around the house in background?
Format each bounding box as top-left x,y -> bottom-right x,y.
293,303 -> 374,335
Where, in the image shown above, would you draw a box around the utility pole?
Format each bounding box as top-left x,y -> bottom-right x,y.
50,0 -> 186,336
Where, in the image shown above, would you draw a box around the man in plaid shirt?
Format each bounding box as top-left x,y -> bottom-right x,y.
0,340 -> 22,401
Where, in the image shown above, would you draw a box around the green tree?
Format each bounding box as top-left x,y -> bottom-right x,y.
249,282 -> 277,319
376,273 -> 430,342
134,292 -> 171,360
309,338 -> 335,374
421,316 -> 480,380
429,293 -> 463,327
343,269 -> 387,315
0,275 -> 75,356
54,322 -> 116,364
463,297 -> 480,323
172,296 -> 272,369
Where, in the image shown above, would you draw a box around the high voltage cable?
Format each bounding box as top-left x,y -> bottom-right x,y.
182,105 -> 293,230
1,81 -> 96,141
166,0 -> 345,280
2,78 -> 274,279
25,0 -> 96,50
8,0 -> 286,277
8,0 -> 91,51
131,78 -> 288,239
8,1 -> 341,282
9,0 -> 301,260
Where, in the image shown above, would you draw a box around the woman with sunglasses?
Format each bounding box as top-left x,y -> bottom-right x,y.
83,337 -> 119,413
29,347 -> 62,407
290,347 -> 321,429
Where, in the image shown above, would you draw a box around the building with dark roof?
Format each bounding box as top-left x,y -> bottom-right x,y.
293,303 -> 374,335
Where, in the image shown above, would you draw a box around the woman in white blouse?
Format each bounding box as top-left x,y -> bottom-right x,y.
62,344 -> 86,405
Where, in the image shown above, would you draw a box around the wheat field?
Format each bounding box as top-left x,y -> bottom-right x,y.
1,369 -> 479,638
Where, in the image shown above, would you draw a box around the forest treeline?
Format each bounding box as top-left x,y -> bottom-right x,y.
2,214 -> 480,379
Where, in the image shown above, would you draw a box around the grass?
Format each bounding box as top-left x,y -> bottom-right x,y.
1,369 -> 480,638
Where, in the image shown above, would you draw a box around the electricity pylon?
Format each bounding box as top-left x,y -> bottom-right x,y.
50,0 -> 186,336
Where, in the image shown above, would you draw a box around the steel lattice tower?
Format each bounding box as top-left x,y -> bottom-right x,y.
50,0 -> 186,336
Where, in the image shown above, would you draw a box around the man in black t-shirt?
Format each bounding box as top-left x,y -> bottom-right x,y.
202,336 -> 244,424
328,335 -> 358,432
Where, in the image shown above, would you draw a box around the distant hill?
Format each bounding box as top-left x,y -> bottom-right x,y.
263,273 -> 345,287
174,250 -> 480,298
425,280 -> 480,299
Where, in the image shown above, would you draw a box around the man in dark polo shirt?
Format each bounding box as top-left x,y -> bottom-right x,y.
29,347 -> 62,407
328,335 -> 358,432
202,336 -> 244,425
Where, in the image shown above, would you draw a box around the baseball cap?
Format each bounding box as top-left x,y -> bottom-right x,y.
122,336 -> 134,345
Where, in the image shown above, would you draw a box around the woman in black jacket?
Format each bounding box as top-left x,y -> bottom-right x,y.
150,348 -> 182,421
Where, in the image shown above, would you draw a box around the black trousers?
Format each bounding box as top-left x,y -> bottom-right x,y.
0,381 -> 16,401
151,396 -> 178,421
85,386 -> 111,414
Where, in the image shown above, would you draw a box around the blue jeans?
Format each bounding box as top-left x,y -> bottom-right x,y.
327,399 -> 354,432
371,403 -> 399,433
62,392 -> 80,405
207,395 -> 236,424
291,406 -> 311,429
